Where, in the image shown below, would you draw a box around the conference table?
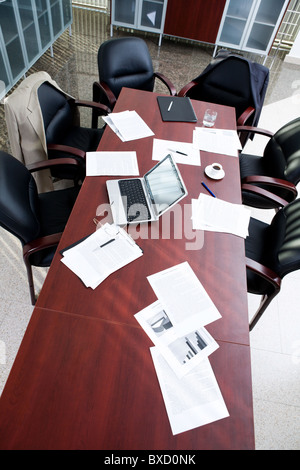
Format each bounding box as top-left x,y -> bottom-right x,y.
0,88 -> 255,450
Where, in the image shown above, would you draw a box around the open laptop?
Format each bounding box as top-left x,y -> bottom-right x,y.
106,154 -> 188,225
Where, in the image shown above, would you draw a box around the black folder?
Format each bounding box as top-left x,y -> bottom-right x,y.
157,96 -> 197,122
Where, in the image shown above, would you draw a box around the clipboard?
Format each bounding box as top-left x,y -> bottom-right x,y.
157,96 -> 197,122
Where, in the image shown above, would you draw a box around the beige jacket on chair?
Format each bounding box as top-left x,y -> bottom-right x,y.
4,71 -> 71,193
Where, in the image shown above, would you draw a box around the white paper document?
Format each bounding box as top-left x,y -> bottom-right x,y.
103,110 -> 154,141
135,300 -> 218,378
192,193 -> 251,238
193,127 -> 242,157
86,151 -> 139,176
150,347 -> 229,435
147,262 -> 221,332
152,138 -> 201,166
61,223 -> 143,289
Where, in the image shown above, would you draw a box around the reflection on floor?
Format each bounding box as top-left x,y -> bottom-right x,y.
0,7 -> 299,450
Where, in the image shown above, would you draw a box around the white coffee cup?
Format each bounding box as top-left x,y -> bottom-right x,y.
210,163 -> 223,177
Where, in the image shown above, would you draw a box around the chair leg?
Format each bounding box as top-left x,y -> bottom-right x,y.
249,289 -> 279,331
24,260 -> 36,306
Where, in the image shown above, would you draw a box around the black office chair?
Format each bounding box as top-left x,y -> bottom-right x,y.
178,50 -> 269,147
37,81 -> 110,181
239,117 -> 300,210
0,151 -> 81,305
92,37 -> 176,118
246,198 -> 300,330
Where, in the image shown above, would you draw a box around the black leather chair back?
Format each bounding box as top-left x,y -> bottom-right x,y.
0,151 -> 40,245
97,37 -> 155,99
263,117 -> 300,183
38,82 -> 75,144
188,56 -> 253,118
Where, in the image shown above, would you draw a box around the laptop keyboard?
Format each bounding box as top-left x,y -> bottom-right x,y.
118,179 -> 151,222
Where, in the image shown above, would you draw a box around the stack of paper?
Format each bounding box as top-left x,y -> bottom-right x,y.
193,127 -> 242,157
86,151 -> 139,176
192,193 -> 251,238
61,223 -> 143,289
135,262 -> 229,435
103,110 -> 154,141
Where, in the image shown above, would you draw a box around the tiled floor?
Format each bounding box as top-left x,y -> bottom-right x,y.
0,7 -> 299,450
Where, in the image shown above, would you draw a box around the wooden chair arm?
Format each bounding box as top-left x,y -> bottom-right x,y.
245,257 -> 281,291
74,99 -> 110,115
23,232 -> 63,261
237,106 -> 255,126
26,157 -> 82,173
242,175 -> 297,195
93,81 -> 117,110
154,72 -> 177,96
177,80 -> 198,97
47,144 -> 86,159
241,183 -> 289,207
237,125 -> 274,138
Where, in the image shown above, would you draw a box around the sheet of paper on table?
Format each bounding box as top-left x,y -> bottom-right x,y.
86,151 -> 139,176
193,127 -> 242,157
152,138 -> 201,166
150,347 -> 229,435
192,193 -> 251,238
103,110 -> 154,141
147,261 -> 221,333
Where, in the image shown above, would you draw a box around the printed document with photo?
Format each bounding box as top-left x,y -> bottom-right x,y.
135,300 -> 218,378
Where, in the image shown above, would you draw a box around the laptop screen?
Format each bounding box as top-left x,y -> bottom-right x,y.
144,154 -> 187,215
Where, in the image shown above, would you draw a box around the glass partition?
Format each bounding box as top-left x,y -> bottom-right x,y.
18,0 -> 40,63
0,0 -> 25,79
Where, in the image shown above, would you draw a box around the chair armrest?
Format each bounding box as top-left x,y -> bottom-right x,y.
245,257 -> 281,291
93,81 -> 116,110
237,125 -> 274,138
243,175 -> 297,193
241,183 -> 290,207
23,232 -> 63,261
26,157 -> 82,173
74,99 -> 110,115
154,72 -> 177,96
47,144 -> 86,159
237,106 -> 255,126
177,80 -> 198,97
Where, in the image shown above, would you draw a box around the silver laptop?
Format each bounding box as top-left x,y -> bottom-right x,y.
106,154 -> 188,225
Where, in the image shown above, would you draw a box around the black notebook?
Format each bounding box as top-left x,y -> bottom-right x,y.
157,96 -> 197,122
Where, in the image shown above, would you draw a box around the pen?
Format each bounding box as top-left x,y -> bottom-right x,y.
169,148 -> 188,156
201,181 -> 216,198
100,238 -> 115,248
168,101 -> 173,112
